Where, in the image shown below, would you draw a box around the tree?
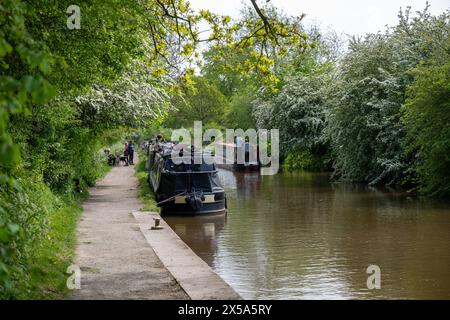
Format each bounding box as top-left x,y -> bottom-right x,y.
203,2 -> 310,89
326,8 -> 449,186
1,0 -> 56,295
252,29 -> 338,171
75,69 -> 172,129
402,60 -> 450,197
226,85 -> 257,130
326,34 -> 408,185
166,77 -> 229,127
202,46 -> 259,130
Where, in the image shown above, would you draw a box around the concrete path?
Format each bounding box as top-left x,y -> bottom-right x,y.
71,160 -> 188,299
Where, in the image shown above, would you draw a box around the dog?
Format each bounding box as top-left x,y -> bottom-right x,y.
119,155 -> 128,166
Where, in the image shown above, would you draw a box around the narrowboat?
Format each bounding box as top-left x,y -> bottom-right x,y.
212,140 -> 260,172
146,141 -> 227,215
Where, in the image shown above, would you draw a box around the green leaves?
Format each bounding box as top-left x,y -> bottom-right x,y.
209,2 -> 310,89
166,76 -> 229,127
0,39 -> 13,58
22,75 -> 41,92
134,0 -> 311,90
31,79 -> 56,104
21,75 -> 56,104
251,7 -> 449,190
0,0 -> 59,295
74,69 -> 171,129
0,223 -> 20,243
326,8 -> 450,188
23,49 -> 52,74
0,142 -> 20,169
402,60 -> 450,196
253,70 -> 330,166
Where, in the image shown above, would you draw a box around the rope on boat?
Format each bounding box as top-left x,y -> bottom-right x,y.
156,191 -> 187,207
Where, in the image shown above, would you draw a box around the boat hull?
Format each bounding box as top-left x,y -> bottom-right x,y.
160,199 -> 226,216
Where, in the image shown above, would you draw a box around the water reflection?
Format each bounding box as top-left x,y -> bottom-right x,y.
164,214 -> 226,266
165,169 -> 450,299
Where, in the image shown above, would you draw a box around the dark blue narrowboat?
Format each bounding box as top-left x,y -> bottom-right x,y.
146,141 -> 227,215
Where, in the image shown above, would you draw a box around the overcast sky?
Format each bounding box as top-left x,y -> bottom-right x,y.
188,0 -> 449,36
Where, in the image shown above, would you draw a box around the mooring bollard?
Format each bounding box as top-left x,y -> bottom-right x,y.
151,217 -> 163,230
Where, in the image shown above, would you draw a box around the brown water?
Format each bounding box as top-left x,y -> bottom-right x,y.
165,170 -> 450,299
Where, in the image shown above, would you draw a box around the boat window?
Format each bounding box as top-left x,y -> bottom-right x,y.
193,174 -> 213,191
165,158 -> 215,172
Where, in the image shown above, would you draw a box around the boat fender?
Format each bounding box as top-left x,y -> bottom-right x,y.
186,195 -> 203,210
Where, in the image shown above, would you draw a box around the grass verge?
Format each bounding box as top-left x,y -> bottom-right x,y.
135,153 -> 159,213
18,199 -> 84,299
17,165 -> 111,299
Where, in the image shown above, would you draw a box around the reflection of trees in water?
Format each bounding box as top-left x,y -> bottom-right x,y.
218,169 -> 262,202
164,214 -> 226,267
232,172 -> 262,202
214,171 -> 345,298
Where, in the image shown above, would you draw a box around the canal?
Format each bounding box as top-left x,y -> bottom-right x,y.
164,169 -> 450,299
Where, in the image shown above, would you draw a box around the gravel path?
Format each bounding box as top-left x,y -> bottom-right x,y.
71,158 -> 188,299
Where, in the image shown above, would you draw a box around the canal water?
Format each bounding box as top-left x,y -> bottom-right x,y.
164,169 -> 450,299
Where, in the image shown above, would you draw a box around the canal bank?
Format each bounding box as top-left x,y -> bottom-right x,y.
134,212 -> 240,300
72,157 -> 239,300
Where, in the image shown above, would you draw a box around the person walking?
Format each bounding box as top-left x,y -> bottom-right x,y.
128,140 -> 135,165
124,142 -> 129,166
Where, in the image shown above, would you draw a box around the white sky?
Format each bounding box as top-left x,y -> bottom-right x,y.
188,0 -> 449,36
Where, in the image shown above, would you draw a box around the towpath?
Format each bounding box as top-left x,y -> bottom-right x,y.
71,157 -> 188,299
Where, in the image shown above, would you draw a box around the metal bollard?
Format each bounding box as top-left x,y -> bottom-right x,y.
151,217 -> 163,230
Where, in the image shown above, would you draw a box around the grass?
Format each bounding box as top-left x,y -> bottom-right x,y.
16,159 -> 111,300
18,200 -> 83,299
135,153 -> 159,213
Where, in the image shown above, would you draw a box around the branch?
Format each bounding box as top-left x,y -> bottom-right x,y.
249,0 -> 280,46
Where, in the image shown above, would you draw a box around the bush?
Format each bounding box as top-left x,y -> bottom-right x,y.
326,9 -> 449,187
283,150 -> 313,171
0,135 -> 117,298
402,60 -> 450,197
0,173 -> 59,298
